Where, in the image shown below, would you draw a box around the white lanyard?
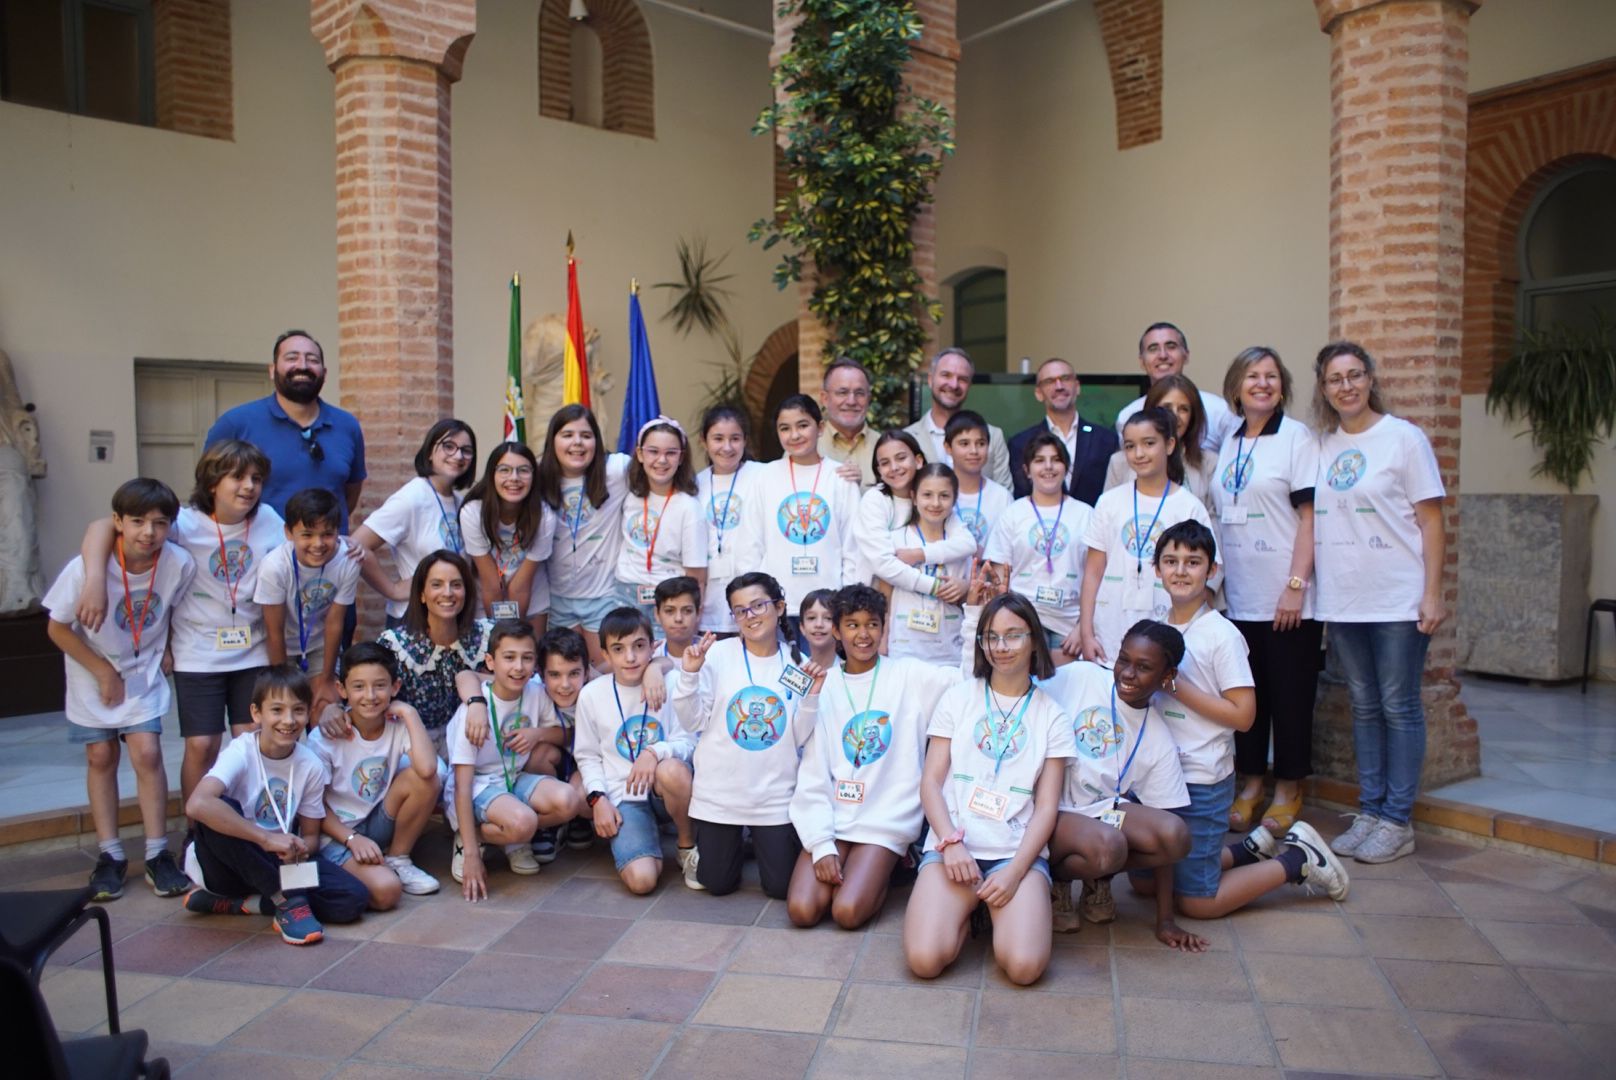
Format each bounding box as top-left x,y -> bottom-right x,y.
253,737 -> 298,834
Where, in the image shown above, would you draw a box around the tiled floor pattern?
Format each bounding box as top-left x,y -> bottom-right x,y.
15,807 -> 1616,1079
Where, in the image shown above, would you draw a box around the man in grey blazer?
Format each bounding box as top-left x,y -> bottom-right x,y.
903,347 -> 1013,489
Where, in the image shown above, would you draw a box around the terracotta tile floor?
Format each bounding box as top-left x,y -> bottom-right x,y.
16,807 -> 1616,1078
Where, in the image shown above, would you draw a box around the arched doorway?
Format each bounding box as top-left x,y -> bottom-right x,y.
744,320 -> 799,460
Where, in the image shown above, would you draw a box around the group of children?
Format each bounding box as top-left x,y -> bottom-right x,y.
43,391 -> 1351,981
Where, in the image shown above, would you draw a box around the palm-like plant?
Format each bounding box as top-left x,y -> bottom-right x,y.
654,237 -> 747,409
1487,315 -> 1616,490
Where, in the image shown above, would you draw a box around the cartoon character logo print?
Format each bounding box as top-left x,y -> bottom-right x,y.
253,776 -> 292,828
1326,449 -> 1366,492
1027,522 -> 1069,561
209,539 -> 253,583
351,756 -> 388,801
841,711 -> 892,767
112,589 -> 162,633
956,507 -> 987,545
1121,519 -> 1163,560
560,490 -> 593,532
299,578 -> 338,619
709,494 -> 742,530
626,507 -> 662,550
1072,705 -> 1123,761
615,715 -> 664,760
727,686 -> 787,751
777,493 -> 830,545
496,524 -> 524,574
437,515 -> 462,551
1220,459 -> 1250,495
973,713 -> 1027,763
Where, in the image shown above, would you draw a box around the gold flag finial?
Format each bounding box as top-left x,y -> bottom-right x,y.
512,272 -> 520,288
566,230 -> 575,259
631,277 -> 640,295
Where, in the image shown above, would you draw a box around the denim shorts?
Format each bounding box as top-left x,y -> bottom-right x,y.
69,716 -> 162,745
549,592 -> 621,633
319,801 -> 397,866
472,772 -> 555,823
919,850 -> 1052,884
609,795 -> 671,870
1167,774 -> 1236,898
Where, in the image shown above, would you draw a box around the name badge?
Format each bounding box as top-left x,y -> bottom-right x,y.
121,667 -> 154,700
636,585 -> 658,606
791,555 -> 819,576
835,779 -> 866,804
967,785 -> 1008,821
489,601 -> 521,620
216,626 -> 252,650
907,608 -> 940,634
1034,585 -> 1064,606
779,664 -> 814,696
279,860 -> 320,891
1220,505 -> 1249,526
1099,807 -> 1127,830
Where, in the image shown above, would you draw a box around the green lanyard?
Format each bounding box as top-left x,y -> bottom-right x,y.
485,683 -> 521,793
840,659 -> 881,768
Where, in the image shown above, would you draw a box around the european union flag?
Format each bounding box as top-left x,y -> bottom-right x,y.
617,285 -> 663,453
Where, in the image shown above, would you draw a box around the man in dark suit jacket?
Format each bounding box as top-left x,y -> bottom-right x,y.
1008,357 -> 1119,507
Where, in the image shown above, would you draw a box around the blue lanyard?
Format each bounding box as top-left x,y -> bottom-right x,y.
1109,684 -> 1148,809
1231,432 -> 1259,503
434,490 -> 462,554
612,679 -> 651,758
566,482 -> 588,554
290,558 -> 323,673
982,682 -> 1034,781
711,469 -> 738,556
742,644 -> 793,701
1029,496 -> 1065,574
909,525 -> 940,578
1131,480 -> 1172,574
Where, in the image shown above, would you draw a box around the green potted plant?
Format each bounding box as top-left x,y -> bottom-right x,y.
1486,317 -> 1616,490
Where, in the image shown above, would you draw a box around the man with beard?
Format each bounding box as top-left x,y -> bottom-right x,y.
903,347 -> 1012,489
206,330 -> 367,531
1008,357 -> 1116,506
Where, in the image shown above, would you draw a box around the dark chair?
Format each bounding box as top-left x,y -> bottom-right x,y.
0,887 -> 119,1032
1583,599 -> 1616,694
1,956 -> 168,1079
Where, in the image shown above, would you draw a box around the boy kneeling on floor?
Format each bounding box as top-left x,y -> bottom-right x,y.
182,665 -> 369,945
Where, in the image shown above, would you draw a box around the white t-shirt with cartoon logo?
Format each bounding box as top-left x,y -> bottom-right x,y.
548,454 -> 631,602
251,543 -> 362,660
745,457 -> 862,608
307,717 -> 412,847
459,498 -> 556,616
925,678 -> 1076,862
443,677 -> 560,819
574,670 -> 693,806
1212,415 -> 1318,622
617,490 -> 708,589
205,733 -> 328,830
1161,607 -> 1253,785
1313,415 -> 1446,623
1049,660 -> 1187,815
1083,482 -> 1213,662
169,505 -> 285,672
44,547 -> 197,728
984,495 -> 1094,638
697,462 -> 763,632
953,479 -> 1013,559
364,477 -> 465,620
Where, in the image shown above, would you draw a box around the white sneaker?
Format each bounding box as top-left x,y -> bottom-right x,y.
1354,818 -> 1416,864
677,846 -> 705,891
1080,877 -> 1116,924
1329,813 -> 1380,857
1243,825 -> 1279,860
1051,879 -> 1081,934
384,855 -> 441,896
506,844 -> 542,875
451,837 -> 466,884
1282,820 -> 1351,901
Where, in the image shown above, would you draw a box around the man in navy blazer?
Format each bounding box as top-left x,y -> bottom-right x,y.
1008,357 -> 1118,507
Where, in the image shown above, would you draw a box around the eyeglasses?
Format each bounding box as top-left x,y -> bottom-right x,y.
828,388 -> 871,402
300,428 -> 324,462
437,441 -> 476,459
1037,374 -> 1077,389
1324,370 -> 1368,390
730,599 -> 780,620
981,631 -> 1031,650
494,464 -> 534,479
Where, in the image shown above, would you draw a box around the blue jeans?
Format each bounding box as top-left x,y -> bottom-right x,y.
1328,621 -> 1430,825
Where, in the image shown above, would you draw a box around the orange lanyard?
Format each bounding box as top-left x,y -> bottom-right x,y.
212,514 -> 241,617
643,491 -> 674,572
788,459 -> 823,545
116,537 -> 160,659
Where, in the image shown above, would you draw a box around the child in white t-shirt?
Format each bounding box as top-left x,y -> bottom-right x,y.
574,608 -> 699,893
877,464 -> 974,665
46,478 -> 197,902
617,418 -> 708,633
460,441 -> 555,631
945,411 -> 1013,560
447,621 -> 588,901
851,431 -> 924,586
254,487 -> 361,718
182,666 -> 370,945
308,642 -> 443,904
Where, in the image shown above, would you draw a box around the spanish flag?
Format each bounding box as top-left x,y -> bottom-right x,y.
563,233 -> 591,408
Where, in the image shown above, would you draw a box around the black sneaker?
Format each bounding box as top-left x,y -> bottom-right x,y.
566,818 -> 594,850
88,853 -> 128,902
144,850 -> 190,897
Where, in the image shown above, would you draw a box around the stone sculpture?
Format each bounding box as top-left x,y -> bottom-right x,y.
0,349 -> 45,614
521,314 -> 615,453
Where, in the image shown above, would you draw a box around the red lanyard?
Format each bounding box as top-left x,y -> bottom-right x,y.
643,491 -> 673,572
788,459 -> 823,545
212,514 -> 241,617
116,537 -> 160,658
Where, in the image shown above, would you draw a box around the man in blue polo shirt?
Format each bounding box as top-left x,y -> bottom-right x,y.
206,330 -> 367,532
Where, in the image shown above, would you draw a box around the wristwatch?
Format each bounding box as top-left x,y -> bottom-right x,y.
466,694 -> 488,706
586,790 -> 607,808
1286,576 -> 1306,591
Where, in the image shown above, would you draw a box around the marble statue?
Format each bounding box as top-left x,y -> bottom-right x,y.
521,314 -> 615,453
0,349 -> 45,614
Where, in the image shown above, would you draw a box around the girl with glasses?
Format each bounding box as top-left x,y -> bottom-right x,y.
616,418 -> 706,635
460,442 -> 554,633
352,419 -> 478,629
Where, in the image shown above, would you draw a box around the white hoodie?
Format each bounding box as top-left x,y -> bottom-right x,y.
790,656 -> 957,861
673,636 -> 819,825
574,668 -> 693,805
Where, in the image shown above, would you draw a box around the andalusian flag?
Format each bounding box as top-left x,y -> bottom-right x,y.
563,232 -> 591,408
503,272 -> 526,442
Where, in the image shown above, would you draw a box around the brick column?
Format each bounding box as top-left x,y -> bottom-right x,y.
772,2 -> 958,394
1312,0 -> 1481,788
152,0 -> 233,140
311,0 -> 475,630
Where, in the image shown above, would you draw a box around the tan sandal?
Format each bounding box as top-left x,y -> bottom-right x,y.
1229,787 -> 1266,832
1262,794 -> 1303,835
